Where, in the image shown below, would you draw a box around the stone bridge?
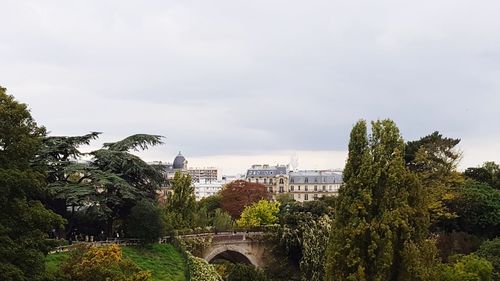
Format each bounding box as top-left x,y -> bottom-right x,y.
180,231 -> 269,267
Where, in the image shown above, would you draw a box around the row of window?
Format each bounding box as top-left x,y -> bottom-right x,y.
249,178 -> 285,184
290,185 -> 337,192
290,177 -> 336,184
294,193 -> 322,200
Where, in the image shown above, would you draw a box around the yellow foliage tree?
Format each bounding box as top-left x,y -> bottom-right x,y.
60,244 -> 151,281
236,200 -> 280,227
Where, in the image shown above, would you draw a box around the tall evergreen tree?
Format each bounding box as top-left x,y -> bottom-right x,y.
325,119 -> 431,281
0,87 -> 65,280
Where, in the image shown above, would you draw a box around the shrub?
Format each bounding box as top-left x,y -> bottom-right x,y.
59,244 -> 151,281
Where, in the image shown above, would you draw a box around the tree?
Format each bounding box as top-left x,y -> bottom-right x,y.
436,254 -> 493,281
325,119 -> 430,281
220,180 -> 269,219
164,172 -> 196,230
125,199 -> 165,244
464,162 -> 500,190
299,215 -> 331,281
59,244 -> 151,281
0,87 -> 65,281
42,133 -> 165,236
477,238 -> 500,280
236,200 -> 280,227
450,180 -> 500,237
212,209 -> 233,231
405,131 -> 463,227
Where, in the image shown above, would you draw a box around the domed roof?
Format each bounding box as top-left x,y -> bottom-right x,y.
173,152 -> 187,169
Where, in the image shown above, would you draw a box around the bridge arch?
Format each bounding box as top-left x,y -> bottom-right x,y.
204,244 -> 259,267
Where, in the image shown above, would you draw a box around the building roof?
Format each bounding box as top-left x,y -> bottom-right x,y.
173,151 -> 187,169
246,164 -> 288,177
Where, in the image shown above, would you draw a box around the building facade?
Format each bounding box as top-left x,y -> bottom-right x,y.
288,170 -> 342,202
188,167 -> 219,183
245,164 -> 289,197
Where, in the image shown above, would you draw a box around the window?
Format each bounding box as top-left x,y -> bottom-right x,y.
279,186 -> 284,193
329,185 -> 332,191
291,178 -> 294,183
256,178 -> 259,183
304,194 -> 309,201
305,177 -> 309,183
290,186 -> 294,191
264,178 -> 267,184
305,186 -> 308,192
314,185 -> 317,191
314,194 -> 318,199
297,194 -> 301,199
268,187 -> 273,192
279,178 -> 284,184
322,186 -> 326,192
298,186 -> 301,191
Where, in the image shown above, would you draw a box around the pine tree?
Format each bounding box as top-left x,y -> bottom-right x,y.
325,119 -> 431,281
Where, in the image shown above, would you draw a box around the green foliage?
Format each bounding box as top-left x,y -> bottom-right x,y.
125,200 -> 165,244
186,253 -> 222,281
43,132 -> 165,236
465,162 -> 500,190
178,235 -> 213,256
225,263 -> 269,281
0,87 -> 65,281
405,131 -> 463,227
212,208 -> 234,231
299,215 -> 331,281
236,200 -> 280,227
436,254 -> 493,281
477,238 -> 500,280
166,172 -> 196,227
325,119 -> 430,281
198,195 -> 222,215
58,244 -> 151,281
451,180 -> 500,237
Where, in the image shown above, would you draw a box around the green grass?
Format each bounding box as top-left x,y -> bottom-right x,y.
45,251 -> 69,274
45,244 -> 186,281
123,244 -> 186,281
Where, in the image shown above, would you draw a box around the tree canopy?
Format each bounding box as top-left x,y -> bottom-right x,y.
326,119 -> 430,281
0,87 -> 65,281
220,180 -> 269,219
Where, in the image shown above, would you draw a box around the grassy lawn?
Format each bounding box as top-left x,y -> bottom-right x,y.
45,244 -> 186,281
123,244 -> 186,281
45,251 -> 69,274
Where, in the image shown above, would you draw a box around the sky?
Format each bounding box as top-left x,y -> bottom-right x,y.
1,0 -> 499,175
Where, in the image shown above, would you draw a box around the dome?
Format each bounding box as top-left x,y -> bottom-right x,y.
173,152 -> 187,169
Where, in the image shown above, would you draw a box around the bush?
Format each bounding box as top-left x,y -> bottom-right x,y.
477,238 -> 500,280
436,254 -> 493,281
226,264 -> 268,281
59,244 -> 151,281
186,253 -> 222,281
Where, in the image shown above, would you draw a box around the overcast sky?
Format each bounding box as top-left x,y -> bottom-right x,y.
1,0 -> 499,174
